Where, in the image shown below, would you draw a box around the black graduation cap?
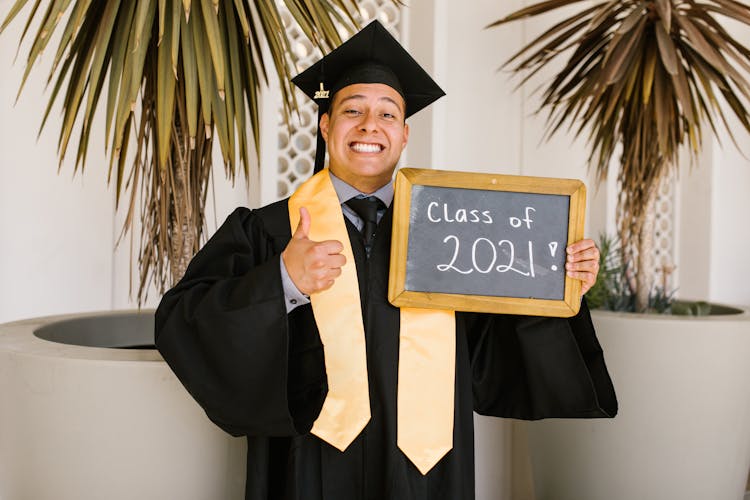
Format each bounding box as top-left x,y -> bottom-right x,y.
292,20 -> 446,173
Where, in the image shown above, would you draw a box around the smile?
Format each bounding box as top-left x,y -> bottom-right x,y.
350,142 -> 384,153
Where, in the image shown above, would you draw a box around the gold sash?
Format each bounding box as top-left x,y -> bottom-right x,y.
288,169 -> 455,474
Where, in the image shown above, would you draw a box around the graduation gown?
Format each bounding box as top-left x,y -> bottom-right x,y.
155,199 -> 617,500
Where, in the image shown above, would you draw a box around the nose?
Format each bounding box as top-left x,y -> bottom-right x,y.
358,112 -> 378,133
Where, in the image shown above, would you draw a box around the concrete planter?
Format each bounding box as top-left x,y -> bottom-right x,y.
0,311 -> 246,500
527,307 -> 750,500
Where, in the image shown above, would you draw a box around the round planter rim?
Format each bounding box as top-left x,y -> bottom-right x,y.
0,309 -> 162,363
591,303 -> 749,322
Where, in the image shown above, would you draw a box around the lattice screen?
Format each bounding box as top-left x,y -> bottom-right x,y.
270,2 -> 403,202
651,171 -> 677,291
622,170 -> 678,292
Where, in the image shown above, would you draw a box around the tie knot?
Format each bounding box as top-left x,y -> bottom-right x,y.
345,196 -> 383,225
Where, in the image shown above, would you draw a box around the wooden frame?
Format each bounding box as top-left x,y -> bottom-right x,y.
388,168 -> 587,317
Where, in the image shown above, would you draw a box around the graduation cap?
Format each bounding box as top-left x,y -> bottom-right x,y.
292,20 -> 446,173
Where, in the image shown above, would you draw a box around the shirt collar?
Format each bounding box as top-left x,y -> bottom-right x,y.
328,170 -> 394,208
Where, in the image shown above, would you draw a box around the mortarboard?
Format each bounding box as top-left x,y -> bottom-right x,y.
291,20 -> 446,173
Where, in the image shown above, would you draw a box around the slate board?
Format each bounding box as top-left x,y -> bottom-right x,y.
388,168 -> 586,317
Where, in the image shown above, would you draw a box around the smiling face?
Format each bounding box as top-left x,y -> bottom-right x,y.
319,83 -> 410,194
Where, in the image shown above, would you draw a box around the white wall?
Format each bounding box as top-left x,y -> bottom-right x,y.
0,7 -> 114,323
707,17 -> 750,306
707,113 -> 750,306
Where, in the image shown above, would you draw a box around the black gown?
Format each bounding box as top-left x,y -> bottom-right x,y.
155,199 -> 617,500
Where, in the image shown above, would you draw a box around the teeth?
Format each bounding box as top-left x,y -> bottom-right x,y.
351,142 -> 382,153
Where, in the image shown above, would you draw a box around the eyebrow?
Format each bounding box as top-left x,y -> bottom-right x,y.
337,94 -> 404,111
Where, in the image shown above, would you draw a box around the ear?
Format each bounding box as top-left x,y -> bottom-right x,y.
401,122 -> 410,150
319,112 -> 330,142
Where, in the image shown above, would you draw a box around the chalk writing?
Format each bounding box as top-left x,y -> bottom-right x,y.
427,202 -> 493,224
509,207 -> 535,229
404,185 -> 570,300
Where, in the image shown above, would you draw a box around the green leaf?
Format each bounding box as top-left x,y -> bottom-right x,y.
83,0 -> 122,132
158,0 -> 167,43
76,0 -> 123,172
0,0 -> 34,33
17,0 -> 72,95
199,0 -> 225,99
171,0 -> 181,77
55,3 -> 101,163
223,3 -> 248,174
157,0 -> 177,169
128,0 -> 156,111
232,0 -> 250,42
180,8 -> 198,143
49,0 -> 93,75
216,1 -> 234,167
189,1 -> 213,137
105,0 -> 136,151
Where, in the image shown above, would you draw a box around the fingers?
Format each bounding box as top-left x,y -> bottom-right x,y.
566,268 -> 597,293
303,247 -> 346,293
571,276 -> 596,294
317,239 -> 344,255
307,245 -> 346,271
566,258 -> 599,273
293,207 -> 311,240
566,238 -> 599,262
567,238 -> 596,253
566,238 -> 600,295
312,264 -> 344,292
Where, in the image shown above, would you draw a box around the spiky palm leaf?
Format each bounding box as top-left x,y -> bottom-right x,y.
1,0 -> 373,303
490,0 -> 750,311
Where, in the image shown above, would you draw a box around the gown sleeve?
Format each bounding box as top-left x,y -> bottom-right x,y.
468,298 -> 618,420
154,207 -> 327,437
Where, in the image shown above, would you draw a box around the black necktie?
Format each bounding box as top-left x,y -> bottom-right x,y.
345,196 -> 384,249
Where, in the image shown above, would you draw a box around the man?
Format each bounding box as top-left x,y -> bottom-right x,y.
155,21 -> 616,500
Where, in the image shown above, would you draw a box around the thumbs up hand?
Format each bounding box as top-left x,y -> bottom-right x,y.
282,207 -> 346,295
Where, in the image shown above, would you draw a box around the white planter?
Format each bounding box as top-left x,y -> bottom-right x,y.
527,307 -> 750,500
0,311 -> 246,500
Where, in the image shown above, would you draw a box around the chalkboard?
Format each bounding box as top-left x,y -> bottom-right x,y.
388,168 -> 586,317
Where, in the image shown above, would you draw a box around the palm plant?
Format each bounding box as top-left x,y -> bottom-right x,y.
1,0 -> 375,303
490,0 -> 750,312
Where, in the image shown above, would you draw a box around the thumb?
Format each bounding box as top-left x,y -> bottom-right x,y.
293,206 -> 311,240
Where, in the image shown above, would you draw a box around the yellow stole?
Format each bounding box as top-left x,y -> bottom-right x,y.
288,169 -> 455,475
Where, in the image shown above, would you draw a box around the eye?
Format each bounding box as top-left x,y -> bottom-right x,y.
380,107 -> 402,121
344,109 -> 362,116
